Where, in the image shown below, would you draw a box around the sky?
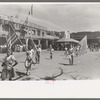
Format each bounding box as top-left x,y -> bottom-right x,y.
0,3 -> 100,32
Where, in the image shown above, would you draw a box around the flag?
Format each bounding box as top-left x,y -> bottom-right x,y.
30,4 -> 33,16
26,38 -> 36,50
28,11 -> 30,15
25,4 -> 33,25
24,9 -> 30,25
7,22 -> 18,49
79,35 -> 88,55
26,38 -> 29,47
25,16 -> 28,25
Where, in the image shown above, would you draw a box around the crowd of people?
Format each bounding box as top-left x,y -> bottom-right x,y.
0,42 -> 82,81
1,43 -> 42,80
64,44 -> 81,65
89,44 -> 99,52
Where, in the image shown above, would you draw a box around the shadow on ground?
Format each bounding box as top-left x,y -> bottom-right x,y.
12,71 -> 26,81
22,77 -> 33,81
19,61 -> 25,63
59,63 -> 70,66
69,74 -> 92,80
40,68 -> 63,80
59,63 -> 77,66
44,58 -> 51,60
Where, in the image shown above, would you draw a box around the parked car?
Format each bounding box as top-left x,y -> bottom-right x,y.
0,44 -> 7,53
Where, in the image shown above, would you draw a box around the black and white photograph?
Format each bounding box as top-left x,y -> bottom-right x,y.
0,3 -> 100,81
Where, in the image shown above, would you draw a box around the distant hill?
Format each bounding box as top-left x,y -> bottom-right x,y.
53,31 -> 100,40
71,31 -> 100,40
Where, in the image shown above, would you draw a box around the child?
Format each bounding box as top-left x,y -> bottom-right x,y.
50,45 -> 54,59
1,49 -> 18,80
69,46 -> 74,65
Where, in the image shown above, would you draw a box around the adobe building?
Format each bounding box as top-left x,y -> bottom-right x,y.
0,14 -> 60,50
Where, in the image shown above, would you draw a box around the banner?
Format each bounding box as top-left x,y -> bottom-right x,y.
79,35 -> 88,55
26,38 -> 36,50
7,22 -> 18,49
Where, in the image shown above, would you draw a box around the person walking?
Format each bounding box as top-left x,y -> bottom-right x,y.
25,45 -> 35,76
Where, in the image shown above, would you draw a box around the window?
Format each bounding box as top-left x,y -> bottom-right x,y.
32,30 -> 35,35
2,20 -> 9,32
47,32 -> 51,35
42,32 -> 45,36
37,29 -> 40,36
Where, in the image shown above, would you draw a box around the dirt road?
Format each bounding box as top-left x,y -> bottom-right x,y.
0,50 -> 100,80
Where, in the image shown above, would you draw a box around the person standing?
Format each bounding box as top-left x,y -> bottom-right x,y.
70,46 -> 74,65
49,45 -> 54,59
35,45 -> 41,64
1,49 -> 18,80
64,46 -> 68,57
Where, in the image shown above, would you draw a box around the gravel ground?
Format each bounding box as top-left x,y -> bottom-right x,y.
0,50 -> 100,81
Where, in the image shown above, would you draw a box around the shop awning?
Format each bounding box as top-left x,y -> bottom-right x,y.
57,38 -> 79,43
25,34 -> 59,40
44,35 -> 59,40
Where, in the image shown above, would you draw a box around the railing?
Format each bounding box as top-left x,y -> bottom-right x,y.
0,13 -> 47,31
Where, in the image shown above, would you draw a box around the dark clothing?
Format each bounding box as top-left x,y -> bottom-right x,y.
35,51 -> 40,63
1,55 -> 18,80
71,55 -> 74,65
68,48 -> 74,65
50,52 -> 52,59
1,65 -> 15,80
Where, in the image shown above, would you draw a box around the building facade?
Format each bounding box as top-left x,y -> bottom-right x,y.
0,14 -> 59,50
